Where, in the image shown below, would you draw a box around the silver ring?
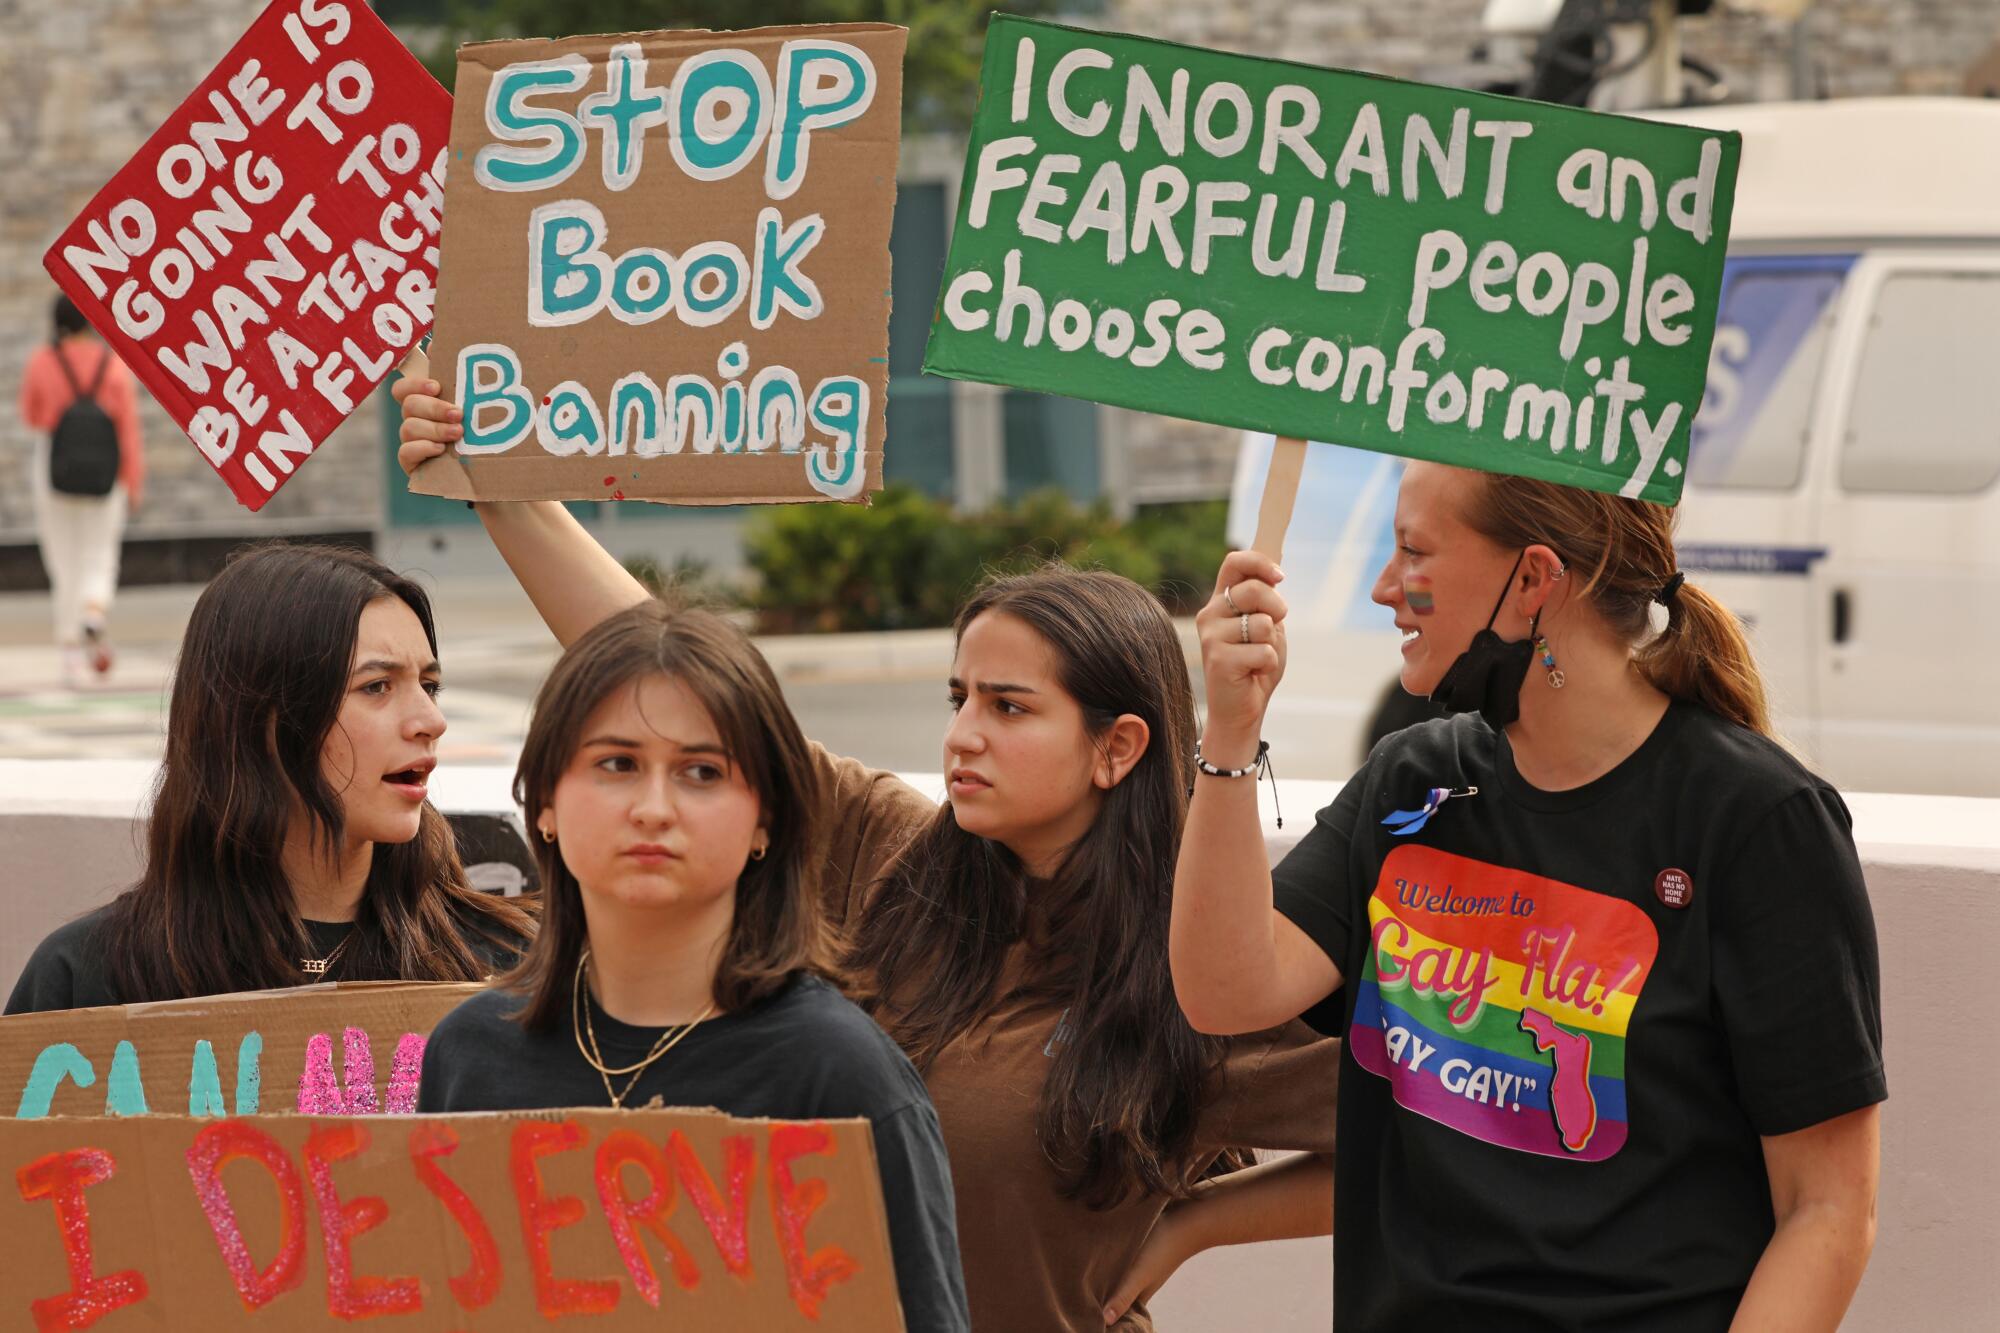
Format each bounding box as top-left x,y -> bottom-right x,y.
1223,584 -> 1242,614
1239,613 -> 1251,644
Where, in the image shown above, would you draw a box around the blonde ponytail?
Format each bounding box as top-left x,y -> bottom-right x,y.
1634,580 -> 1772,737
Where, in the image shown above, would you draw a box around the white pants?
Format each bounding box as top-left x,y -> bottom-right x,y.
30,443 -> 126,647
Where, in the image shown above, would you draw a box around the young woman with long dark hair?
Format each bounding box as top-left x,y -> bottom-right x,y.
842,568 -> 1338,1330
415,602 -> 969,1331
395,373 -> 1339,1330
7,545 -> 535,1012
6,340 -> 677,1014
1171,462 -> 1883,1330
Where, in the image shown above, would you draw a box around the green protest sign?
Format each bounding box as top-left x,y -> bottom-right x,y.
923,16 -> 1739,505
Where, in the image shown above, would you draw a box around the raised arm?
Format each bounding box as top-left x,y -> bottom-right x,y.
1171,550 -> 1343,1035
393,347 -> 650,648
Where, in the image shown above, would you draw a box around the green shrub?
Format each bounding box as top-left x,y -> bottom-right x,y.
1129,499 -> 1229,615
743,487 -> 1230,633
745,486 -> 947,633
622,553 -> 743,611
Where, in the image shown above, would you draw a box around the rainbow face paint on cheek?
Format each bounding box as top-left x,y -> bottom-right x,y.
1404,575 -> 1436,616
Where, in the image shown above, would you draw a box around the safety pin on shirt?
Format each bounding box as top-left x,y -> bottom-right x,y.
1382,786 -> 1479,837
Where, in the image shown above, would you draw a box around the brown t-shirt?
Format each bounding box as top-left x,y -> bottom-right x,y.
805,746 -> 1340,1331
802,742 -> 939,926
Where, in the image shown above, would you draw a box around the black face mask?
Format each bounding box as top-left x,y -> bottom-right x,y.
1430,552 -> 1537,731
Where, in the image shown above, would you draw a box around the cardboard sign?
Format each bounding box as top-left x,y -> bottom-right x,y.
417,24 -> 907,506
2,983 -> 480,1120
4,1107 -> 902,1330
42,0 -> 451,511
923,17 -> 1741,505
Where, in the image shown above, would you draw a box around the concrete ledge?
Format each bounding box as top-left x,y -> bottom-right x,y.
0,530 -> 373,592
1,761 -> 1992,1329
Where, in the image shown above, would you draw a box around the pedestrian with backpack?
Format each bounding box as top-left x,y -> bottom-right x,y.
16,294 -> 144,685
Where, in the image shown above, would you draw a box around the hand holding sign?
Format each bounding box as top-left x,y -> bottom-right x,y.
391,345 -> 463,480
1198,549 -> 1289,751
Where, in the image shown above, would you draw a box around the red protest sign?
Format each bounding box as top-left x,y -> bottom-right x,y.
42,0 -> 449,511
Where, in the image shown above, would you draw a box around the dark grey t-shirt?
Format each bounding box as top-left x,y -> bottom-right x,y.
419,973 -> 970,1333
1273,703 -> 1885,1331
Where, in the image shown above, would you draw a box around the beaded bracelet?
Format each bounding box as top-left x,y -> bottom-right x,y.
1193,740 -> 1282,828
1195,740 -> 1268,778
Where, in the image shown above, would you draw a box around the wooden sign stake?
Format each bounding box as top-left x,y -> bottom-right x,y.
1252,435 -> 1307,562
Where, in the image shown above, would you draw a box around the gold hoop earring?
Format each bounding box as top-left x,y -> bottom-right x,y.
540,826 -> 556,844
749,842 -> 768,862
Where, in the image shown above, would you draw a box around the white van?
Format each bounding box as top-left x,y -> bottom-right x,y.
1229,98 -> 2000,797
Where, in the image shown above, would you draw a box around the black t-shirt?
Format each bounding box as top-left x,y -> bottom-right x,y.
4,902 -> 521,1015
1272,703 -> 1885,1332
418,974 -> 970,1333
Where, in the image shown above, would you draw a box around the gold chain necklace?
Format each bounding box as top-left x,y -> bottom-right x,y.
569,948 -> 715,1109
301,930 -> 354,977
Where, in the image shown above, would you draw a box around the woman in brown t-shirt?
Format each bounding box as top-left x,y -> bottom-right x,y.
830,568 -> 1338,1331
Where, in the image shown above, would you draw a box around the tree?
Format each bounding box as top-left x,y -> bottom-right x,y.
396,0 -> 1080,130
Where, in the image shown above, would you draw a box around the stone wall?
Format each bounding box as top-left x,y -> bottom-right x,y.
0,0 -> 385,551
1103,0 -> 2000,501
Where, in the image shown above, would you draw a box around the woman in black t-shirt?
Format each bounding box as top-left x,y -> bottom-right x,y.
1170,462 -> 1884,1331
7,544 -> 534,1013
417,601 -> 969,1332
9,348 -> 681,1015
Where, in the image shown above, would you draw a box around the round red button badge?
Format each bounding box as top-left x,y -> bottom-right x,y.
1654,868 -> 1694,909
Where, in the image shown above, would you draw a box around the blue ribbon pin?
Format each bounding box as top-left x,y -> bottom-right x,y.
1381,786 -> 1478,837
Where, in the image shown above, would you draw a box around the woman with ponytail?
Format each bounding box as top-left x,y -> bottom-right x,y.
1170,461 -> 1883,1331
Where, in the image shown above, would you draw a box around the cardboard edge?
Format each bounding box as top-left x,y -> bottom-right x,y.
841,1114 -> 907,1332
407,452 -> 480,501
0,980 -> 489,1026
457,22 -> 910,64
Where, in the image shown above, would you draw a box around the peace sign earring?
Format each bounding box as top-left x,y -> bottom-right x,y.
1535,634 -> 1565,689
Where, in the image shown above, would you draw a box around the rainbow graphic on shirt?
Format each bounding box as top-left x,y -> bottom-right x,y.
1349,845 -> 1659,1161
